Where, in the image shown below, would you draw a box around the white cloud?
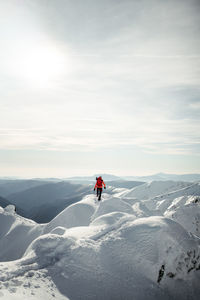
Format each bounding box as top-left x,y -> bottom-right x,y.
0,114 -> 199,156
0,0 -> 199,175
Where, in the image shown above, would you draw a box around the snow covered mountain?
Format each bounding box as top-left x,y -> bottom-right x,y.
119,180 -> 193,200
0,180 -> 200,300
66,174 -> 121,184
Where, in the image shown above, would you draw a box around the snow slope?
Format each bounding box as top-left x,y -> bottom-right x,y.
144,182 -> 200,212
164,195 -> 200,237
120,180 -> 192,200
0,182 -> 200,300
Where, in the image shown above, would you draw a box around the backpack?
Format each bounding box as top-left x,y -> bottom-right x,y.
97,177 -> 103,186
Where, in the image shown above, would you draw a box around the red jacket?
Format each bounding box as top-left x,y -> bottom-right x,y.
94,177 -> 106,189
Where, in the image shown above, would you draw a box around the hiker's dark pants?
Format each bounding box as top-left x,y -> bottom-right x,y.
97,188 -> 102,201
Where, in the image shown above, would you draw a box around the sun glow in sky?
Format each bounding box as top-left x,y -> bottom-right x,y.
12,42 -> 67,88
0,0 -> 200,177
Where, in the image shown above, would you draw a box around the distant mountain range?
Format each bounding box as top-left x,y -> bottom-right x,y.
65,174 -> 121,184
65,173 -> 200,183
1,173 -> 200,183
0,179 -> 49,197
0,196 -> 12,208
6,181 -> 92,223
122,173 -> 200,182
106,180 -> 144,189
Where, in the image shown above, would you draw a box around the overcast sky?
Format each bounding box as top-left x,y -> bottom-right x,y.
0,0 -> 200,177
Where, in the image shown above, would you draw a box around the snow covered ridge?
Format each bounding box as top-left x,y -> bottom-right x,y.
0,181 -> 200,300
118,180 -> 193,200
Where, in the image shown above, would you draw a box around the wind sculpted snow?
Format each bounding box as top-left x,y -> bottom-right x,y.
0,181 -> 200,300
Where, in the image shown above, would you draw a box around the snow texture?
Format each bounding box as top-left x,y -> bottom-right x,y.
0,180 -> 200,300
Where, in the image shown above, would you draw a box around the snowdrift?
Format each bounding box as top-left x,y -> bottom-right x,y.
0,181 -> 200,300
0,206 -> 43,261
25,215 -> 199,300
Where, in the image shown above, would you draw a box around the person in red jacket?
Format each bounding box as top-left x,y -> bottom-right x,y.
94,176 -> 106,201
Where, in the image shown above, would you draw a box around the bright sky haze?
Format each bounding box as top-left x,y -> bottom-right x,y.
0,0 -> 200,177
